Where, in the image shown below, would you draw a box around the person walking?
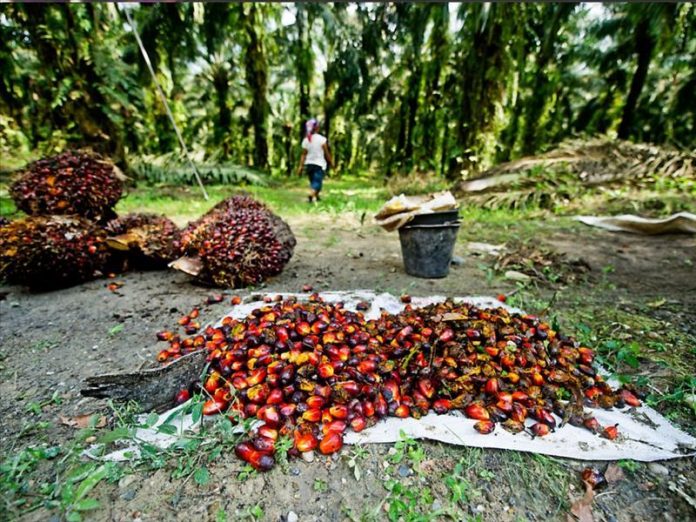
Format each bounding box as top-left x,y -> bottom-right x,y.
297,118 -> 333,203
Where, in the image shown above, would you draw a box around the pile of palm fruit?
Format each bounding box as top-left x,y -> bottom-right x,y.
1,151 -> 295,289
157,294 -> 642,471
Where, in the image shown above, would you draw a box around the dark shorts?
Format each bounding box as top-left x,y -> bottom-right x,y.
305,164 -> 325,192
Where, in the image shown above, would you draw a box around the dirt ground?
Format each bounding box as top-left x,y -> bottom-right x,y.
1,214 -> 695,521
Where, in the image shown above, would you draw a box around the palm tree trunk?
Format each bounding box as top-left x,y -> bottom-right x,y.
617,19 -> 654,140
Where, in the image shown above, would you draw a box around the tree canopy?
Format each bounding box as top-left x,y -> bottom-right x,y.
1,3 -> 694,178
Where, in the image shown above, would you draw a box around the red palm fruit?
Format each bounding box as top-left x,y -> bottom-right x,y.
483,347 -> 499,359
484,378 -> 499,395
583,416 -> 601,434
302,408 -> 322,423
533,408 -> 556,429
247,384 -> 270,404
474,420 -> 495,434
249,452 -> 275,472
602,424 -> 619,440
319,432 -> 343,455
329,404 -> 349,420
315,384 -> 332,399
382,380 -> 401,403
178,315 -> 191,326
530,423 -> 550,437
512,391 -> 529,402
157,350 -> 170,362
464,403 -> 490,421
421,327 -> 433,339
496,399 -> 513,414
438,328 -> 454,343
204,372 -> 221,393
619,389 -> 641,407
511,403 -> 528,423
578,347 -> 594,364
374,394 -> 388,416
497,392 -> 513,404
232,376 -> 247,390
267,388 -> 283,405
214,387 -> 230,402
246,368 -> 267,387
581,468 -> 607,490
432,399 -> 452,414
501,419 -> 525,434
318,363 -> 334,379
295,322 -> 311,336
294,431 -> 318,452
323,420 -> 347,435
400,294 -> 412,303
203,399 -> 227,416
584,387 -> 601,401
417,379 -> 435,399
279,403 -> 297,417
230,295 -> 242,306
235,441 -> 255,462
321,409 -> 333,425
258,426 -> 278,440
245,403 -> 259,417
156,331 -> 174,342
394,405 -> 410,418
531,373 -> 545,386
350,415 -> 367,432
258,405 -> 280,427
358,359 -> 377,374
175,389 -> 190,404
252,436 -> 276,454
500,354 -> 515,368
306,395 -> 326,409
189,308 -> 200,319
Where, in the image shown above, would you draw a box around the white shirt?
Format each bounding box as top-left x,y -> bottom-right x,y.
302,133 -> 328,170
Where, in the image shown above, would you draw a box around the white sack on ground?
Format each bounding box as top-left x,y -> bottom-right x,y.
90,291 -> 696,463
375,192 -> 458,231
576,212 -> 696,234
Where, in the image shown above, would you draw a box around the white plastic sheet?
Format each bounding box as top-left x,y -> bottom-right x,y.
93,291 -> 696,462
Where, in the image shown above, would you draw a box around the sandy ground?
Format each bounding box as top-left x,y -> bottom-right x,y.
1,214 -> 695,521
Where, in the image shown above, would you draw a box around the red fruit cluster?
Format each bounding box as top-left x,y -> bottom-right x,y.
176,195 -> 296,288
0,216 -> 109,288
10,150 -> 123,221
159,296 -> 641,471
105,213 -> 181,268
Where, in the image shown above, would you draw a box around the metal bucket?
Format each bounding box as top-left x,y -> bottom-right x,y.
398,221 -> 461,278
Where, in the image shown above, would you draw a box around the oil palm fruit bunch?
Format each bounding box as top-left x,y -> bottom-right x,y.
172,194 -> 295,288
0,215 -> 109,288
105,213 -> 181,269
157,295 -> 640,471
10,150 -> 123,221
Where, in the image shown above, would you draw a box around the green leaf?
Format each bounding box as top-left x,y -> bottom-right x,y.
157,424 -> 178,435
194,466 -> 210,486
191,402 -> 204,425
145,412 -> 160,428
74,465 -> 108,502
74,498 -> 101,511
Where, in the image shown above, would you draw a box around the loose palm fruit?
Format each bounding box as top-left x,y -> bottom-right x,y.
474,420 -> 495,434
294,431 -> 318,452
175,389 -> 191,404
319,432 -> 343,455
619,389 -> 641,407
602,424 -> 619,440
203,399 -> 227,416
581,467 -> 607,490
464,403 -> 490,421
432,399 -> 452,414
501,419 -> 525,434
530,423 -> 550,437
583,416 -> 601,434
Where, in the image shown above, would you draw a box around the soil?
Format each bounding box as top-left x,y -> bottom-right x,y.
1,214 -> 695,522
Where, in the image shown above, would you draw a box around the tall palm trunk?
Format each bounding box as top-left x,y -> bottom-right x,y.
617,18 -> 654,140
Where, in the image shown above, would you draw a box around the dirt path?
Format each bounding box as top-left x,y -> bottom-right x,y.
1,214 -> 694,521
